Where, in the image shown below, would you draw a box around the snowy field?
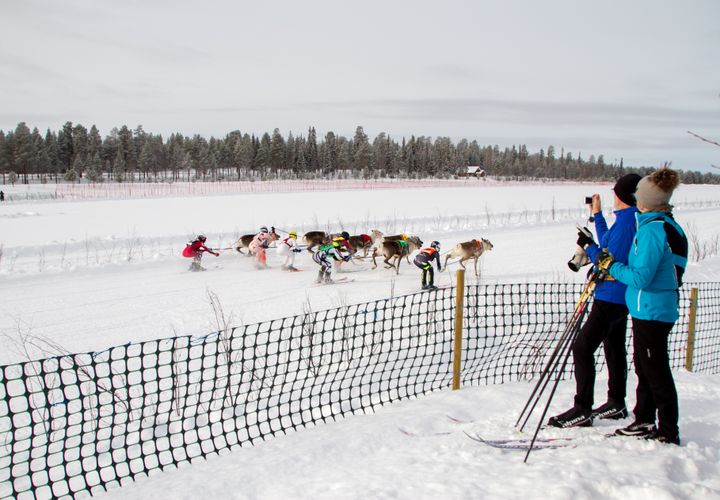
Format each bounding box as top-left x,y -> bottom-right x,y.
1,180 -> 720,499
1,181 -> 720,365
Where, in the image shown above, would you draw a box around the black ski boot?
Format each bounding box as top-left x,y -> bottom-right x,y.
591,400 -> 628,420
614,420 -> 656,438
547,406 -> 593,428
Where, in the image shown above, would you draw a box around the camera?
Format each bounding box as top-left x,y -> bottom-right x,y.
568,224 -> 592,272
568,246 -> 590,272
584,196 -> 592,205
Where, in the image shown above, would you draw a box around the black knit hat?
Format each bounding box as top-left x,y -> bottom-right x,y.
613,173 -> 642,206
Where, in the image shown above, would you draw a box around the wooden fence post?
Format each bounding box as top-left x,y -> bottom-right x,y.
685,287 -> 699,372
452,269 -> 465,390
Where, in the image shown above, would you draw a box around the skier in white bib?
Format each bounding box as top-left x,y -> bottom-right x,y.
277,231 -> 303,271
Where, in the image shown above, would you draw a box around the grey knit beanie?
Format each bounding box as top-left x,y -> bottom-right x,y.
634,168 -> 680,212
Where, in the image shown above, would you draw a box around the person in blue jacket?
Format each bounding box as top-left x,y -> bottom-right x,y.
603,168 -> 687,445
549,173 -> 641,428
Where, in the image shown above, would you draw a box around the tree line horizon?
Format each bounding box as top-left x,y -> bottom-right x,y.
1,121 -> 718,185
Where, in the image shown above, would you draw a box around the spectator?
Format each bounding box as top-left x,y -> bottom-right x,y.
606,168 -> 688,445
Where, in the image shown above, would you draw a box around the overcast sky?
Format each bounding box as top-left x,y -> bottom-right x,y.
1,0 -> 719,171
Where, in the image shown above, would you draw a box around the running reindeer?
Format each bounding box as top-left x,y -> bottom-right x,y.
444,238 -> 494,277
234,227 -> 279,255
372,235 -> 423,274
304,230 -> 382,256
348,229 -> 384,257
302,231 -> 331,253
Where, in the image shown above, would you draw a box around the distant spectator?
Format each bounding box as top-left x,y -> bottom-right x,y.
0,190 -> 4,202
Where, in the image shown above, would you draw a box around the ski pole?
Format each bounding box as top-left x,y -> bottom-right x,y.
524,302 -> 589,463
515,277 -> 597,430
516,296 -> 591,432
518,278 -> 596,426
516,307 -> 585,431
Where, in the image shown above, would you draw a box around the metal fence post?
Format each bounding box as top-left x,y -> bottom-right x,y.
452,269 -> 465,390
685,287 -> 699,372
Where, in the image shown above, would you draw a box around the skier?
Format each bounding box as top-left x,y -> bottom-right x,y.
333,232 -> 354,271
414,241 -> 442,289
313,241 -> 351,284
333,232 -> 353,254
277,231 -> 303,271
604,168 -> 687,445
548,173 -> 641,428
249,226 -> 272,269
182,234 -> 219,272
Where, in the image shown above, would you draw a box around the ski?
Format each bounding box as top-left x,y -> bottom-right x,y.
446,415 -> 474,424
313,277 -> 356,286
463,431 -> 573,450
397,427 -> 453,438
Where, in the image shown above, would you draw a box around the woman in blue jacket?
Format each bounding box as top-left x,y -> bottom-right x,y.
548,173 -> 640,428
606,168 -> 687,445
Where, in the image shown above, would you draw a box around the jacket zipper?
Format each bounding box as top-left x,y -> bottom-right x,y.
637,290 -> 642,312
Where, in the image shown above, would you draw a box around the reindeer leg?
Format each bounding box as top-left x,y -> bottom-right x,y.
384,254 -> 394,269
371,248 -> 378,269
474,257 -> 479,278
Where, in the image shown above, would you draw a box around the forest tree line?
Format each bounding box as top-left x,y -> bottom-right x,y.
1,121 -> 718,185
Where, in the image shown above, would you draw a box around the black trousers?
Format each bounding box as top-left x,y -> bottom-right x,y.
572,299 -> 629,410
631,318 -> 679,439
414,257 -> 434,286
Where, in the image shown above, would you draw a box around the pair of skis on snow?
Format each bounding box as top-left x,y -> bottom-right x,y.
398,415 -> 573,451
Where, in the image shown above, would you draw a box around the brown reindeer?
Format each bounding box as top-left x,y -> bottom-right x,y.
234,228 -> 279,255
302,231 -> 332,253
444,238 -> 493,277
347,230 -> 383,257
372,235 -> 423,274
377,232 -> 417,264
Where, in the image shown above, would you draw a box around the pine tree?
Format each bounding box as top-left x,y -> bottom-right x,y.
12,122 -> 33,183
57,121 -> 74,173
113,147 -> 126,182
86,152 -> 103,182
352,126 -> 371,173
306,127 -> 319,171
255,133 -> 271,175
270,128 -> 285,173
138,141 -> 156,179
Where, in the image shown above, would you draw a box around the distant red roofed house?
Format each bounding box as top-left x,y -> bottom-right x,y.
457,166 -> 486,178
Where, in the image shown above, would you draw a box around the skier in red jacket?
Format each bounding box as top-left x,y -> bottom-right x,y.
183,235 -> 219,271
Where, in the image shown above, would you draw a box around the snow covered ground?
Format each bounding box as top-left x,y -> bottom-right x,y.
2,181 -> 720,365
1,180 -> 720,499
100,371 -> 720,500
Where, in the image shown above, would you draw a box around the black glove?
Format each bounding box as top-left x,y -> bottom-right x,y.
576,227 -> 595,249
343,255 -> 351,262
293,248 -> 302,253
596,250 -> 615,281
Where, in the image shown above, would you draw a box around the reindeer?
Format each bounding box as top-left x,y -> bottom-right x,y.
372,235 -> 423,274
302,231 -> 332,254
234,227 -> 279,256
370,230 -> 416,263
348,230 -> 383,257
444,238 -> 494,277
